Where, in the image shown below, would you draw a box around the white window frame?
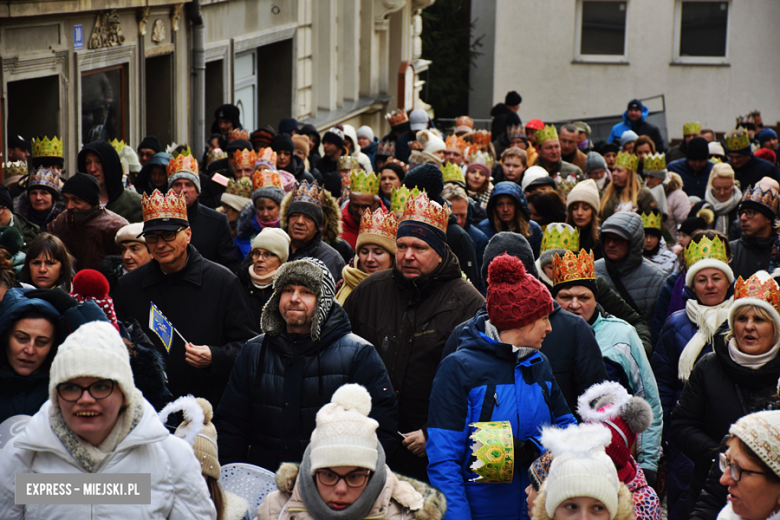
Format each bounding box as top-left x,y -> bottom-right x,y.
672,0 -> 730,65
573,0 -> 630,64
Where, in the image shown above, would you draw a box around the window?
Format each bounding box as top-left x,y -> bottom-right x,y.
679,2 -> 728,57
81,65 -> 126,146
580,1 -> 627,56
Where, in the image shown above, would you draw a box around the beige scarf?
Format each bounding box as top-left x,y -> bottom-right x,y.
248,264 -> 277,289
335,264 -> 369,305
678,296 -> 733,381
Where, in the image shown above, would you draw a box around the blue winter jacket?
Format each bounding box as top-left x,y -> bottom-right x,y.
477,182 -> 543,257
361,138 -> 378,172
607,105 -> 666,152
667,158 -> 713,199
427,314 -> 576,520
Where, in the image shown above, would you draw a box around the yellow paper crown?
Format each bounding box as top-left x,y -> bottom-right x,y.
109,138 -> 125,153
643,153 -> 666,172
225,177 -> 253,199
441,162 -> 465,185
468,421 -> 514,483
350,170 -> 379,195
359,208 -> 398,242
684,235 -> 729,271
552,249 -> 596,286
290,181 -> 323,209
683,122 -> 702,136
227,129 -> 250,142
32,136 -> 63,159
641,211 -> 662,230
252,169 -> 283,191
541,223 -> 580,253
734,273 -> 780,314
167,154 -> 199,178
390,185 -> 422,213
710,156 -> 723,164
725,129 -> 751,151
207,148 -> 227,164
445,135 -> 468,153
142,189 -> 188,222
535,125 -> 558,145
171,145 -> 192,159
386,109 -> 409,127
233,149 -> 258,167
338,155 -> 359,171
615,151 -> 639,171
400,192 -> 450,234
555,175 -> 580,197
3,161 -> 27,178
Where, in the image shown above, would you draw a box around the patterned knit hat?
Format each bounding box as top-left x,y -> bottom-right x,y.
486,253 -> 553,330
529,451 -> 554,491
69,270 -> 119,331
310,384 -> 379,473
730,410 -> 780,480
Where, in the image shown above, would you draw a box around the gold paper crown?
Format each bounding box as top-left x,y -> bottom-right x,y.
641,211 -> 662,230
3,161 -> 27,178
31,136 -> 63,159
710,156 -> 723,164
257,147 -> 278,167
28,165 -> 61,191
644,153 -> 666,172
535,125 -> 558,145
507,125 -> 524,140
390,185 -> 422,213
615,151 -> 639,171
684,235 -> 729,271
683,122 -> 702,136
225,177 -> 253,199
725,128 -> 751,151
252,169 -> 283,191
386,109 -> 409,127
338,155 -> 359,170
469,150 -> 495,168
445,134 -> 468,153
108,138 -> 125,153
359,208 -> 398,242
541,223 -> 580,253
350,170 -> 379,195
441,162 -> 465,185
473,130 -> 492,148
552,249 -> 596,286
734,273 -> 780,315
384,157 -> 408,172
455,115 -> 474,129
555,175 -> 580,196
142,189 -> 188,222
233,149 -> 258,167
741,184 -> 780,213
227,129 -> 250,142
207,148 -> 227,164
167,154 -> 199,178
376,141 -> 396,157
290,181 -> 323,209
468,421 -> 514,483
400,192 -> 450,234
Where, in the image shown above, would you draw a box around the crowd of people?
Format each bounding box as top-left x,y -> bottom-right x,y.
1,94 -> 780,520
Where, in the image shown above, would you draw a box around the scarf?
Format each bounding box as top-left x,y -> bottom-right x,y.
248,264 -> 277,288
705,186 -> 742,235
298,442 -> 387,520
577,139 -> 590,151
484,319 -> 537,359
335,264 -> 369,305
678,297 -> 733,381
728,337 -> 780,370
255,213 -> 281,230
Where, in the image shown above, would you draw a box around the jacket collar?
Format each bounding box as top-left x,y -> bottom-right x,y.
463,313 -> 544,365
141,245 -> 203,288
391,245 -> 461,297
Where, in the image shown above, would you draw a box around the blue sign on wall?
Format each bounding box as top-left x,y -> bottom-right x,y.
74,25 -> 83,50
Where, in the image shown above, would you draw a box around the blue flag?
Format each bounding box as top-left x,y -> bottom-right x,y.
149,302 -> 174,354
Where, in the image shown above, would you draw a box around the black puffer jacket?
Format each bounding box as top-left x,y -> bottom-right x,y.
187,199 -> 241,273
213,304 -> 398,471
729,234 -> 775,280
670,327 -> 780,515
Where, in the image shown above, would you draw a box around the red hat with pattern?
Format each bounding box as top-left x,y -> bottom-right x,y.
486,253 -> 553,330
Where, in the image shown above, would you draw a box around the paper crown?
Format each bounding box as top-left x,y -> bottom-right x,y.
469,150 -> 495,168
225,177 -> 253,199
555,175 -> 580,196
552,249 -> 596,286
441,162 -> 465,185
445,134 -> 468,153
468,421 -> 514,483
28,165 -> 61,191
507,125 -> 524,140
252,169 -> 283,191
725,128 -> 751,151
142,189 -> 188,222
391,185 -> 422,213
644,153 -> 666,172
710,156 -> 723,164
684,235 -> 729,271
257,147 -> 278,167
3,161 -> 27,178
359,208 -> 398,242
207,148 -> 227,164
171,145 -> 192,158
734,273 -> 780,315
109,138 -> 125,153
615,151 -> 639,171
400,192 -> 449,234
473,130 -> 492,148
741,184 -> 780,213
535,125 -> 558,145
376,140 -> 396,157
290,181 -> 323,209
455,115 -> 474,130
350,170 -> 379,195
227,129 -> 250,142
541,223 -> 580,253
338,155 -> 360,170
386,109 -> 408,127
32,136 -> 63,159
641,211 -> 662,230
167,153 -> 199,178
233,149 -> 258,167
683,122 -> 702,136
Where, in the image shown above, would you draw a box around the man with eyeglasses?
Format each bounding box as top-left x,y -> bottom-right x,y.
729,177 -> 779,280
114,190 -> 256,407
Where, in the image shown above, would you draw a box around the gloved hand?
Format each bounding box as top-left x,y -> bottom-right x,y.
514,438 -> 541,467
24,288 -> 79,314
644,469 -> 657,488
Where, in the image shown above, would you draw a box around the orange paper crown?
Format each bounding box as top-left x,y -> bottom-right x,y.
386,109 -> 409,127
227,129 -> 250,142
445,134 -> 468,153
400,192 -> 449,234
252,169 -> 284,191
142,189 -> 188,222
455,116 -> 474,130
359,208 -> 398,242
233,149 -> 258,167
734,273 -> 780,315
473,130 -> 492,148
166,154 -> 199,178
256,147 -> 278,167
552,249 -> 596,286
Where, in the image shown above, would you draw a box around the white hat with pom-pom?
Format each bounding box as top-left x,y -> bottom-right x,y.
309,384 -> 379,473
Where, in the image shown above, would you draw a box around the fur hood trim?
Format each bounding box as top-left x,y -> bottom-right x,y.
157,395 -> 204,445
279,187 -> 341,242
224,490 -> 251,520
577,381 -> 631,424
236,203 -> 257,238
280,190 -> 293,230
531,482 -> 634,520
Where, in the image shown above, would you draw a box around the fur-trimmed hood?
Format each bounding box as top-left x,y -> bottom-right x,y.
279,186 -> 342,241
530,482 -> 634,520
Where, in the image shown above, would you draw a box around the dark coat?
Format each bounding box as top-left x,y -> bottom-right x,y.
490,103 -> 519,139
286,229 -> 346,284
447,214 -> 484,294
213,305 -> 398,471
187,200 -> 241,273
14,192 -> 64,231
48,206 -> 128,272
729,234 -> 775,280
120,318 -> 174,412
315,156 -> 342,197
0,369 -> 48,424
198,168 -> 230,209
114,246 -> 258,406
476,182 -> 543,257
10,212 -> 39,253
667,158 -> 713,199
733,155 -> 780,190
689,453 -> 728,520
235,254 -> 274,328
651,271 -> 682,348
287,155 -> 315,184
78,140 -> 143,222
596,276 -> 652,355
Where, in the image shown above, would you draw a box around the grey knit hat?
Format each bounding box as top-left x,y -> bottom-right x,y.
252,186 -> 285,206
481,232 -> 538,285
585,152 -> 608,174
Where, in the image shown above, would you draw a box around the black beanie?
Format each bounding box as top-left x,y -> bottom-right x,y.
225,139 -> 253,153
272,133 -> 295,154
0,226 -> 23,257
0,184 -> 13,209
62,173 -> 100,207
403,164 -> 444,204
481,231 -> 537,286
505,111 -> 521,131
505,91 -> 522,106
687,137 -> 709,161
138,135 -> 163,153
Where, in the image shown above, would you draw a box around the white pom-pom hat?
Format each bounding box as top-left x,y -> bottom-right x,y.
309,384 -> 379,473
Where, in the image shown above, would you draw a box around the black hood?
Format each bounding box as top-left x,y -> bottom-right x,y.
490,103 -> 512,118
78,140 -> 123,202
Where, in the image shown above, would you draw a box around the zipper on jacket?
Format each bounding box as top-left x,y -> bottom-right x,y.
539,384 -> 555,423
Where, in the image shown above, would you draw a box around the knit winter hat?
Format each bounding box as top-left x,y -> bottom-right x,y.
542,423 -> 621,519
481,231 -> 538,285
252,186 -> 285,206
521,166 -> 551,192
709,141 -> 726,157
357,126 -> 375,142
567,179 -> 600,215
585,152 -> 608,174
310,384 -> 379,473
730,410 -> 780,480
49,321 -> 135,406
416,130 -> 446,166
505,91 -> 522,107
486,253 -> 553,331
0,226 -> 24,258
619,131 -> 638,147
250,227 -> 291,264
756,149 -> 777,165
62,173 -> 100,207
138,135 -> 163,154
403,163 -> 445,204
322,125 -> 345,150
687,137 -> 710,161
292,135 -> 310,156
278,117 -> 299,135
529,451 -> 553,491
0,184 -> 12,209
70,270 -> 119,331
758,128 -> 778,145
272,133 -> 295,154
577,382 -> 654,483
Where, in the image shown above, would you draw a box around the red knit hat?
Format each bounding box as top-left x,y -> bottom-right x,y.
755,148 -> 777,165
70,269 -> 119,331
486,253 -> 553,330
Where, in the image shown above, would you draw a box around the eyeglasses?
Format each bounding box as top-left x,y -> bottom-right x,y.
738,209 -> 758,219
314,469 -> 370,488
719,452 -> 769,482
56,379 -> 117,402
251,250 -> 277,260
145,228 -> 184,244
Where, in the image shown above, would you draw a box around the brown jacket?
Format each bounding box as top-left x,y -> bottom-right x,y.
563,149 -> 588,172
48,206 -> 128,271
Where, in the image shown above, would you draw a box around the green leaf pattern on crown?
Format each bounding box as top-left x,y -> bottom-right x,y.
684,235 -> 729,271
615,151 -> 638,171
683,122 -> 701,136
725,129 -> 751,151
641,211 -> 662,230
390,185 -> 421,213
541,223 -> 580,253
349,170 -> 379,195
225,177 -> 253,199
441,162 -> 465,185
32,136 -> 63,159
644,153 -> 666,172
555,174 -> 581,196
535,124 -> 558,145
